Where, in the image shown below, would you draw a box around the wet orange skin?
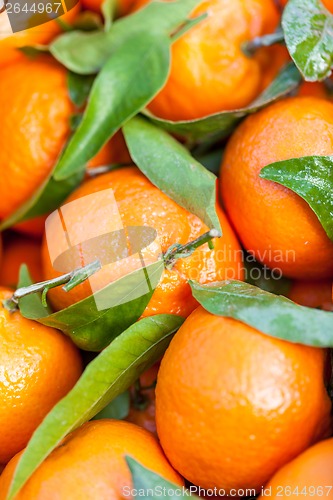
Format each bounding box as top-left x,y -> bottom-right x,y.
0,5 -> 80,68
0,287 -> 82,465
0,420 -> 183,499
259,438 -> 333,499
156,306 -> 332,494
220,96 -> 333,279
137,0 -> 280,120
0,233 -> 43,287
42,166 -> 244,317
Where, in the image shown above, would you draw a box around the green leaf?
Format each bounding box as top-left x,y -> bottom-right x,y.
50,31 -> 109,74
7,314 -> 184,500
50,0 -> 203,74
260,155 -> 333,241
126,458 -> 199,499
18,260 -> 164,351
123,117 -> 221,232
93,391 -> 130,420
0,171 -> 83,231
143,63 -> 301,142
67,72 -> 95,107
53,31 -> 171,181
190,280 -> 333,347
282,0 -> 333,81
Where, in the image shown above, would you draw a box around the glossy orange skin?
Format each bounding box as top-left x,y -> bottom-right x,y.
220,97 -> 333,279
0,420 -> 183,499
0,5 -> 80,68
0,57 -> 74,221
144,0 -> 280,120
0,287 -> 82,465
126,364 -> 159,435
156,307 -> 332,493
42,167 -> 244,316
288,280 -> 333,311
0,233 -> 43,287
259,438 -> 333,499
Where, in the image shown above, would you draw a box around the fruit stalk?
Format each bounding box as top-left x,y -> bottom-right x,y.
164,229 -> 221,270
3,260 -> 101,313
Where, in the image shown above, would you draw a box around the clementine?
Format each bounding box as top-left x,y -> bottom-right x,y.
155,306 -> 332,494
259,438 -> 333,499
42,166 -> 244,317
0,56 -> 74,222
0,287 -> 82,465
0,420 -> 183,499
145,0 -> 280,120
220,96 -> 333,279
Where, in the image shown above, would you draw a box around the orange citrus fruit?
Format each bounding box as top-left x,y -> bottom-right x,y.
288,280 -> 333,311
0,56 -> 74,222
0,420 -> 183,499
0,232 -> 43,287
126,364 -> 158,435
155,306 -> 332,494
42,166 -> 244,317
220,96 -> 333,279
144,0 -> 280,120
259,438 -> 333,499
0,57 -> 131,236
0,287 -> 82,465
0,5 -> 80,68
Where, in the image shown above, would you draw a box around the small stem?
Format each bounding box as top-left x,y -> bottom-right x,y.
3,260 -> 101,313
242,28 -> 285,56
164,228 -> 221,270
